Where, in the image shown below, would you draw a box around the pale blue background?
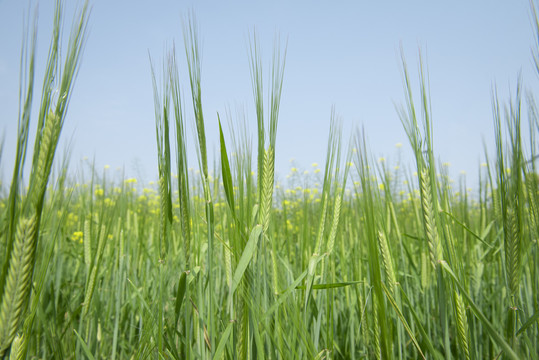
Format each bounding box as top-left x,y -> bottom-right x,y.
0,0 -> 536,189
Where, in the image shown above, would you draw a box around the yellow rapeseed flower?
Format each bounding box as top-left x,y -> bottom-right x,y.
71,231 -> 83,243
286,220 -> 293,231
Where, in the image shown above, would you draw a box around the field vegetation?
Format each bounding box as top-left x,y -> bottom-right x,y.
0,0 -> 538,358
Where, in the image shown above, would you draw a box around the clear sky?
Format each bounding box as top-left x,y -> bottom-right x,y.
0,0 -> 537,188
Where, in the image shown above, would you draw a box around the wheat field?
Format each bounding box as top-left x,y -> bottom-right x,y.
0,1 -> 538,359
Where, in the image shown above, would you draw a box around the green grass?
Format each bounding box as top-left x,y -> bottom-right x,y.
1,0 -> 539,359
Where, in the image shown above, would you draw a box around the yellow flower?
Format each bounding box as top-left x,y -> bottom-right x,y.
286,220 -> 293,231
95,188 -> 104,197
71,231 -> 83,243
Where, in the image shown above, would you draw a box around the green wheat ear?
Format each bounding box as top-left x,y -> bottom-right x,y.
325,192 -> 342,256
260,145 -> 275,233
29,110 -> 58,207
377,230 -> 396,297
454,290 -> 471,360
0,215 -> 37,356
504,204 -> 521,297
8,333 -> 26,360
8,335 -> 20,360
419,167 -> 442,269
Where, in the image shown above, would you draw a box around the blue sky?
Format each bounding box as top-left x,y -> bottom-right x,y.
0,0 -> 536,188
